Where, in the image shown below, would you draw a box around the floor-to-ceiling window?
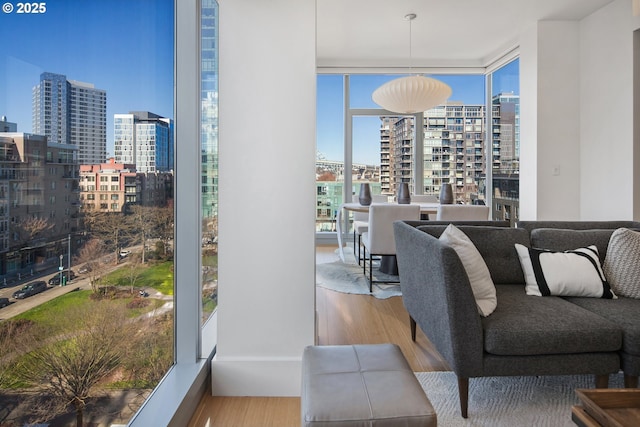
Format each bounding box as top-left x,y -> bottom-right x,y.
316,73 -> 489,239
200,0 -> 219,346
488,58 -> 520,225
0,1 -> 177,424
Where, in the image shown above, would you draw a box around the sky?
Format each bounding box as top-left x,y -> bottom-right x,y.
0,1 -> 518,164
317,61 -> 519,165
0,0 -> 174,156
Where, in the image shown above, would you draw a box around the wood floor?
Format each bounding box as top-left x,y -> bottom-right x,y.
187,245 -> 448,427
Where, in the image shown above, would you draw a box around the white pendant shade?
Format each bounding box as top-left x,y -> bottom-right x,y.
372,75 -> 452,114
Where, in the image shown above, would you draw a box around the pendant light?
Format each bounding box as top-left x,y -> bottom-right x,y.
372,13 -> 452,114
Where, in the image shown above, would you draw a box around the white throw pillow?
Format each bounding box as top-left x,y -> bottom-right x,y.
515,244 -> 615,299
603,228 -> 640,299
439,224 -> 497,316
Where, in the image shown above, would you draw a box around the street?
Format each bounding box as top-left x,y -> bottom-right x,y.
0,260 -> 127,321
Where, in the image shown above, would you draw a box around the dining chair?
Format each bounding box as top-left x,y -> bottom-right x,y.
411,194 -> 439,219
410,194 -> 438,203
361,204 -> 420,291
352,194 -> 389,265
435,204 -> 490,221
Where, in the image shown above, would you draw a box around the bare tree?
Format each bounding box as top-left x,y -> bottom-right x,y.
16,302 -> 137,427
83,211 -> 134,265
14,216 -> 55,247
0,319 -> 35,387
128,205 -> 155,264
153,202 -> 174,258
74,239 -> 109,294
124,253 -> 143,294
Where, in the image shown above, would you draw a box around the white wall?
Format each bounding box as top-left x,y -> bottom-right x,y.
580,0 -> 639,220
212,0 -> 316,396
519,21 -> 581,220
520,0 -> 640,220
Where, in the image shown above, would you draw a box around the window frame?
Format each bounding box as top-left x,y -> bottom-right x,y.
317,53 -> 519,242
127,0 -> 215,424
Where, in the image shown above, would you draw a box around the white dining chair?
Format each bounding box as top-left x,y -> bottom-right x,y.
351,194 -> 390,264
410,194 -> 438,203
411,194 -> 439,219
361,204 -> 420,291
436,204 -> 490,221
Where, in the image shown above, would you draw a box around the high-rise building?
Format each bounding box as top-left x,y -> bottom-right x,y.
379,97 -> 519,208
491,92 -> 520,225
114,112 -> 174,173
379,117 -> 398,195
32,72 -> 107,165
492,92 -> 520,174
201,0 -> 219,219
382,102 -> 487,204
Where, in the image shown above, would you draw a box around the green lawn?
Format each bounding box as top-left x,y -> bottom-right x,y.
14,290 -> 91,328
13,289 -> 166,328
103,261 -> 174,296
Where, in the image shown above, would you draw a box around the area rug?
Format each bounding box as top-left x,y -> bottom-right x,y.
415,371 -> 625,426
316,257 -> 402,299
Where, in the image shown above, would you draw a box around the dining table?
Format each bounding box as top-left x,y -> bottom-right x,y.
335,201 -> 440,263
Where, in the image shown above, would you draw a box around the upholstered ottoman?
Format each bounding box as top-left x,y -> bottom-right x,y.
301,344 -> 437,427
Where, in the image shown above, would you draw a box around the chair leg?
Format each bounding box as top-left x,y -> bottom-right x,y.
353,231 -> 356,255
410,316 -> 416,342
624,374 -> 639,388
368,253 -> 373,293
595,374 -> 609,388
457,376 -> 469,418
357,234 -> 362,265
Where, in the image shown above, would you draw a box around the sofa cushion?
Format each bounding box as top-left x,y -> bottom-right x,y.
417,225 -> 528,285
603,228 -> 640,299
515,244 -> 615,299
529,228 -> 615,264
482,285 -> 622,356
439,224 -> 496,317
564,296 -> 640,357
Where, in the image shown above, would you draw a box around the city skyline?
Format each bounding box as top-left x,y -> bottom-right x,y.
317,64 -> 519,165
0,0 -> 174,157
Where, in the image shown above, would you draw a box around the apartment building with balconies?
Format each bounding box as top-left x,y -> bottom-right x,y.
0,132 -> 79,277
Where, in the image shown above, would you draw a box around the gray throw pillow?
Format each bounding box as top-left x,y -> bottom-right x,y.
604,228 -> 640,299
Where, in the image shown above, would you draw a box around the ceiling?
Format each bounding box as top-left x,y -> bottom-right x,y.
316,0 -> 616,70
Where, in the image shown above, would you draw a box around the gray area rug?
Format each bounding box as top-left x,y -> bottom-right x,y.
316,247 -> 402,299
415,371 -> 625,426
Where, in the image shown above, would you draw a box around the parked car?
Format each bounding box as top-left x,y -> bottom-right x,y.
78,265 -> 92,274
48,271 -> 76,286
0,297 -> 9,308
119,249 -> 131,258
12,281 -> 47,299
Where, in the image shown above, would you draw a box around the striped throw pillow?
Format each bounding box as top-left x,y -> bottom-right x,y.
515,244 -> 615,298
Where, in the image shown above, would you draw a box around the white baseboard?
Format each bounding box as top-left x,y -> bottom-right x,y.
211,356 -> 302,396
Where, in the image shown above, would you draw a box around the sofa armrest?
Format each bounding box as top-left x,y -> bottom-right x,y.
394,221 -> 484,377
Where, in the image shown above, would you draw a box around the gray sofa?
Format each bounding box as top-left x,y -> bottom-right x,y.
393,220 -> 640,418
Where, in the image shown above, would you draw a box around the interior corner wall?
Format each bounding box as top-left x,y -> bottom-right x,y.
579,0 -> 635,220
519,21 -> 581,220
213,0 -> 316,396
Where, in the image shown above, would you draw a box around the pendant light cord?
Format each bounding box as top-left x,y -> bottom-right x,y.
405,13 -> 416,74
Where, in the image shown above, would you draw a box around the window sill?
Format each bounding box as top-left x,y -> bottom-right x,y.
128,357 -> 211,427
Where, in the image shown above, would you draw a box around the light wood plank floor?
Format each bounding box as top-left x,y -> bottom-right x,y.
188,245 -> 448,427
